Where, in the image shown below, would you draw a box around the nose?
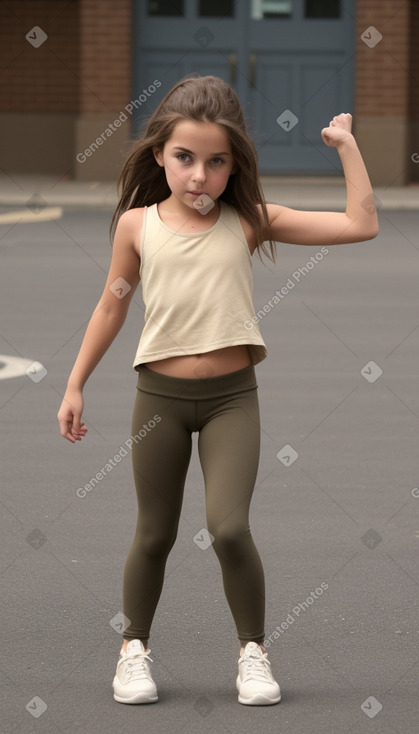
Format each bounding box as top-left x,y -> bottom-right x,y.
192,163 -> 206,183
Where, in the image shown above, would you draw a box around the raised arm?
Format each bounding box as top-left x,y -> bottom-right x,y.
57,209 -> 142,442
265,114 -> 379,246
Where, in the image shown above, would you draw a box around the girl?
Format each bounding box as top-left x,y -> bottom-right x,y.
57,75 -> 378,707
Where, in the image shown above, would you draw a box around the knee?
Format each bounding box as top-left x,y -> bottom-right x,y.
137,527 -> 176,559
209,524 -> 250,559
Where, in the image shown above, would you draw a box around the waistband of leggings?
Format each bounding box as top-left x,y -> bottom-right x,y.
136,364 -> 257,400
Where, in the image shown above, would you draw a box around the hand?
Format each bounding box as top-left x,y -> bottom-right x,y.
57,388 -> 88,443
321,113 -> 353,148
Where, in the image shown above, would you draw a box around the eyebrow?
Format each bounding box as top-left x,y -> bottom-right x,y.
172,146 -> 231,156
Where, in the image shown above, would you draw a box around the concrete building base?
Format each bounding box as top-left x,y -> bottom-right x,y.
355,116 -> 409,187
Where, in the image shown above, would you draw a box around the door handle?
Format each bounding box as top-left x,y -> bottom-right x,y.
228,53 -> 237,86
249,53 -> 257,87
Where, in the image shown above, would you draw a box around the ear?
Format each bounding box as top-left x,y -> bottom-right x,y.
153,146 -> 164,167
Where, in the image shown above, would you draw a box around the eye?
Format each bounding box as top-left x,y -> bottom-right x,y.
211,158 -> 224,166
177,153 -> 191,163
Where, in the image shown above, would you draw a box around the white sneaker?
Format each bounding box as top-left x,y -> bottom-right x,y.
113,639 -> 158,704
236,642 -> 281,705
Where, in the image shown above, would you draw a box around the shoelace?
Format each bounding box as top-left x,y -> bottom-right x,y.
240,652 -> 272,683
123,651 -> 154,682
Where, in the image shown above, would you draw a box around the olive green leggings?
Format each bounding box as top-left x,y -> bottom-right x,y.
122,364 -> 265,644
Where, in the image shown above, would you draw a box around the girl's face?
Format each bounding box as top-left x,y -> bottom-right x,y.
153,120 -> 236,212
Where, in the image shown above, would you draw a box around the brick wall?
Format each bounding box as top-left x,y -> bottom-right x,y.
78,0 -> 131,115
0,0 -> 79,113
0,0 -> 131,114
1,0 -> 416,180
408,0 -> 419,179
409,0 -> 419,122
355,0 -> 410,118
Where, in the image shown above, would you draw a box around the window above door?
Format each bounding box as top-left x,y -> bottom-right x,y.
147,0 -> 183,16
147,1 -> 341,19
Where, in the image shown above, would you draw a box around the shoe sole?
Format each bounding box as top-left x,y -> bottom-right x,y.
238,693 -> 281,705
113,692 -> 158,704
236,676 -> 281,705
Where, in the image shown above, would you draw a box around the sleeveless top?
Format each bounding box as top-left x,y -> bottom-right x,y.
133,200 -> 268,369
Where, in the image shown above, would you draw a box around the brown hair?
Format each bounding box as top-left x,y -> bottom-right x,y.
110,74 -> 276,262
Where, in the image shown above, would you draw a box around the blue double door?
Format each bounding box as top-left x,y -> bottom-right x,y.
134,0 -> 355,174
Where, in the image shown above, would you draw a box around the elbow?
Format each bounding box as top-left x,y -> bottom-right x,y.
365,221 -> 379,240
358,215 -> 379,242
367,210 -> 380,239
346,209 -> 379,242
95,297 -> 129,326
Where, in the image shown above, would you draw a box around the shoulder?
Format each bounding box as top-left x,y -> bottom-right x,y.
114,207 -> 147,257
117,207 -> 146,231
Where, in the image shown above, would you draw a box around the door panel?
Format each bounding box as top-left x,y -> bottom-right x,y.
133,0 -> 355,173
133,52 -> 234,137
247,57 -> 295,151
247,0 -> 355,172
301,63 -> 344,144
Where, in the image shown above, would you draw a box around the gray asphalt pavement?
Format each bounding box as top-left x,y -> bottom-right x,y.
1,202 -> 418,733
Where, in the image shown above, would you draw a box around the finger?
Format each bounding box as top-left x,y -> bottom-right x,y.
58,420 -> 77,443
58,414 -> 87,442
72,413 -> 82,432
71,423 -> 88,440
340,112 -> 352,126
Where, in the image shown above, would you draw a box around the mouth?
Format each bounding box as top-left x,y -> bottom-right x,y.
188,191 -> 206,197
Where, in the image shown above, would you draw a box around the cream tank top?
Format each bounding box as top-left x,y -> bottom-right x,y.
133,200 -> 268,369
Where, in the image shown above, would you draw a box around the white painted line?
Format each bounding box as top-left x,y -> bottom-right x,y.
0,207 -> 63,224
0,355 -> 44,380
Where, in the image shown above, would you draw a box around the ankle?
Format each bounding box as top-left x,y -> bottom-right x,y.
120,638 -> 149,655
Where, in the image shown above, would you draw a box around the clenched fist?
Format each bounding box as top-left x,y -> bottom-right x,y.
321,113 -> 353,148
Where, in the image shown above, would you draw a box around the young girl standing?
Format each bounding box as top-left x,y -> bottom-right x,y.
57,75 -> 378,707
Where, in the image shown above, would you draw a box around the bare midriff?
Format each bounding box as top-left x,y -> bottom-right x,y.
145,345 -> 251,379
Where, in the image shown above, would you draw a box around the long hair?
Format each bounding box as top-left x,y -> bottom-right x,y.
110,75 -> 276,262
